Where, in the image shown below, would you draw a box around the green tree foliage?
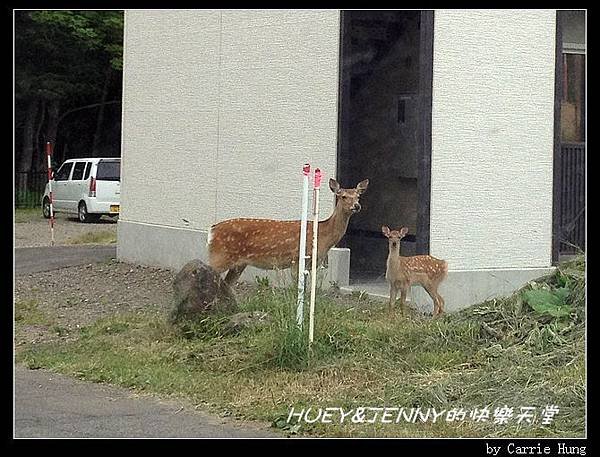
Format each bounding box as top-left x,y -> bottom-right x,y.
30,11 -> 123,70
15,10 -> 124,176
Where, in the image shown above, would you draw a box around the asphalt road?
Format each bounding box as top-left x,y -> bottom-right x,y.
15,245 -> 117,276
14,245 -> 281,438
14,366 -> 279,438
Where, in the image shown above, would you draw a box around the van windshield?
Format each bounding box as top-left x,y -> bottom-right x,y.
96,160 -> 121,181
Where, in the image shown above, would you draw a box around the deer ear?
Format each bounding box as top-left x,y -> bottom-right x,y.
399,227 -> 409,238
329,178 -> 341,194
382,226 -> 391,237
356,179 -> 369,194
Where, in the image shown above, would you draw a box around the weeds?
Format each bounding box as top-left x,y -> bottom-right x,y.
14,299 -> 54,326
14,207 -> 42,223
15,255 -> 586,437
67,230 -> 116,245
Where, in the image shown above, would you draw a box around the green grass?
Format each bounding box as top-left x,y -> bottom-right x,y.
15,207 -> 42,223
67,230 -> 117,245
15,256 -> 586,437
15,299 -> 55,326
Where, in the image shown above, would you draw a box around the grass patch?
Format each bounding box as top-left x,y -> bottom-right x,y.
17,256 -> 586,437
67,230 -> 117,245
15,207 -> 42,223
15,299 -> 55,326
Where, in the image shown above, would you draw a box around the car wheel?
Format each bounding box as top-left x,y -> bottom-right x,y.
42,198 -> 51,219
78,202 -> 99,223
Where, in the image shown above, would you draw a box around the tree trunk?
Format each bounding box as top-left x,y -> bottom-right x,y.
17,98 -> 39,174
92,66 -> 112,157
32,99 -> 46,172
45,99 -> 61,164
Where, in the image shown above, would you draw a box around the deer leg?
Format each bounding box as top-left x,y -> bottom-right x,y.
434,291 -> 445,316
423,284 -> 441,317
389,283 -> 398,314
224,265 -> 246,287
399,285 -> 408,316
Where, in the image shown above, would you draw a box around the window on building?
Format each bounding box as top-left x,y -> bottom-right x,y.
560,10 -> 586,143
561,53 -> 585,142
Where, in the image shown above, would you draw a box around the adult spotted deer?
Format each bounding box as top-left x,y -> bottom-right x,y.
382,226 -> 448,316
208,178 -> 369,286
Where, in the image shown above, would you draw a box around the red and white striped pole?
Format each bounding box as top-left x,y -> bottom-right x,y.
46,142 -> 55,246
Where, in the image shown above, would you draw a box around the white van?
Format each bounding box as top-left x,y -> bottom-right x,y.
42,158 -> 121,223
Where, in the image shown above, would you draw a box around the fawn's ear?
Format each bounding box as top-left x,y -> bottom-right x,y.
399,227 -> 409,238
381,226 -> 391,237
356,179 -> 369,194
329,178 -> 341,194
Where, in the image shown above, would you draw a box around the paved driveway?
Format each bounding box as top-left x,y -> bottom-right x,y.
15,245 -> 116,275
14,366 -> 279,438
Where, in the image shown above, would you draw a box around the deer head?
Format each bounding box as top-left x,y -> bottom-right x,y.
382,226 -> 409,252
329,178 -> 369,214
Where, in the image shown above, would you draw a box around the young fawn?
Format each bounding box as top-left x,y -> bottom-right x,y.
208,178 -> 369,286
382,226 -> 448,316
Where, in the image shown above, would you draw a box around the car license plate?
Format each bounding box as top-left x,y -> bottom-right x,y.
110,205 -> 120,213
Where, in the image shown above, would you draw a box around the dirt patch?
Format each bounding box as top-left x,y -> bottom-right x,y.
14,211 -> 118,248
14,256 -> 261,347
14,260 -> 175,345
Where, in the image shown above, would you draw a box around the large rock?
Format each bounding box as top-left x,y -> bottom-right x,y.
170,259 -> 237,320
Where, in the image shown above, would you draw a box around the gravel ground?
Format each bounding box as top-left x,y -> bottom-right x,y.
14,259 -> 257,347
14,211 -> 118,248
14,210 -> 253,346
15,260 -> 175,347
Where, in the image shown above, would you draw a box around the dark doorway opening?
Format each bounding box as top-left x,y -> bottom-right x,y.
336,10 -> 433,282
553,10 -> 586,264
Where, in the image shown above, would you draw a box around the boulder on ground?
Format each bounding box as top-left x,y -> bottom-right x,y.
170,259 -> 236,320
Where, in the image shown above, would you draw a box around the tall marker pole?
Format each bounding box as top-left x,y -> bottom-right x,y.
296,163 -> 311,328
308,168 -> 321,347
46,142 -> 55,246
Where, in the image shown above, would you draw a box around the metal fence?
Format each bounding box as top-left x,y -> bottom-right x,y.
15,171 -> 48,208
558,143 -> 586,256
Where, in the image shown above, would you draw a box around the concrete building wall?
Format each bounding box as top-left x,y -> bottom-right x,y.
120,11 -> 221,230
119,9 -> 561,311
119,10 -> 341,271
429,9 -> 557,271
